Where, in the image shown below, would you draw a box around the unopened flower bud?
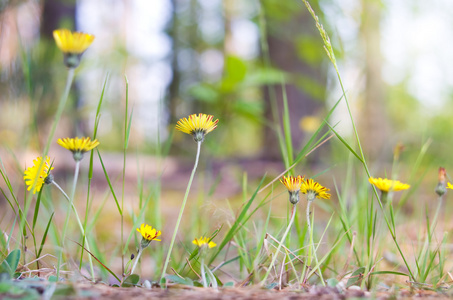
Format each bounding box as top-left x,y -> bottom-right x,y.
435,167 -> 447,197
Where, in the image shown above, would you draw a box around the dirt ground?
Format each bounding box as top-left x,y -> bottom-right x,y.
81,285 -> 452,300
4,280 -> 453,300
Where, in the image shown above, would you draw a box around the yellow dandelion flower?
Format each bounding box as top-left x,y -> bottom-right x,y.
446,182 -> 453,190
300,178 -> 331,201
53,29 -> 94,54
175,113 -> 219,142
57,137 -> 99,161
280,175 -> 304,204
299,116 -> 321,133
192,236 -> 216,248
24,156 -> 54,194
137,223 -> 161,242
53,29 -> 95,68
368,177 -> 410,193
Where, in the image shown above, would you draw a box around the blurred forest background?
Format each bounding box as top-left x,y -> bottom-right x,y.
1,0 -> 453,192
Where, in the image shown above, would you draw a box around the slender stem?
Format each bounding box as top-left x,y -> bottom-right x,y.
431,196 -> 444,236
306,200 -> 325,286
42,68 -> 75,159
201,257 -> 208,288
130,249 -> 143,275
71,161 -> 95,278
56,160 -> 80,279
53,180 -> 95,280
160,141 -> 202,284
261,204 -> 296,285
70,161 -> 80,202
121,76 -> 129,276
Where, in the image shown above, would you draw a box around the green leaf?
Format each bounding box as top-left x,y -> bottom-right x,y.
6,249 -> 20,272
223,281 -> 235,287
220,56 -> 247,92
205,267 -> 219,289
346,267 -> 365,288
53,284 -> 76,296
326,278 -> 339,287
165,275 -> 193,286
121,274 -> 140,287
189,84 -> 219,103
369,271 -> 409,277
265,282 -> 278,289
0,249 -> 21,277
244,67 -> 288,86
0,282 -> 16,292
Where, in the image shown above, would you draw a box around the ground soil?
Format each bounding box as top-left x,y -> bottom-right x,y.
8,281 -> 452,300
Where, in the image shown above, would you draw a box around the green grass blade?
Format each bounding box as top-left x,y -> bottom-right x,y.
325,122 -> 363,163
208,176 -> 266,265
72,240 -> 121,282
32,189 -> 44,230
37,213 -> 54,258
293,93 -> 343,164
370,271 -> 409,277
281,82 -> 294,167
96,149 -> 122,215
81,74 -> 109,267
307,230 -> 348,279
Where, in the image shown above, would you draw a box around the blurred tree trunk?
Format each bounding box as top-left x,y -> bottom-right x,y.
40,0 -> 78,137
168,0 -> 200,122
41,0 -> 75,37
168,0 -> 180,123
262,1 -> 327,161
358,0 -> 390,161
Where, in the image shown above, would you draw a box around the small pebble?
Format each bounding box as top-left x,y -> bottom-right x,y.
143,280 -> 152,289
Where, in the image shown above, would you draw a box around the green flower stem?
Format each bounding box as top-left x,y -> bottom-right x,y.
53,178 -> 95,280
381,192 -> 388,205
261,204 -> 296,285
431,196 -> 444,236
42,68 -> 75,161
201,257 -> 208,288
56,160 -> 80,279
160,141 -> 202,285
19,68 -> 75,251
306,200 -> 325,286
130,249 -> 143,275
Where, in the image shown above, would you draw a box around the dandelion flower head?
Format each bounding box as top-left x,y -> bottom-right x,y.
53,29 -> 94,54
24,156 -> 54,194
300,178 -> 331,201
137,223 -> 161,242
447,182 -> 453,190
53,29 -> 94,68
368,177 -> 410,193
192,236 -> 216,248
175,113 -> 219,142
57,137 -> 99,161
280,175 -> 304,204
